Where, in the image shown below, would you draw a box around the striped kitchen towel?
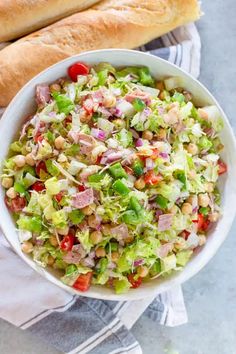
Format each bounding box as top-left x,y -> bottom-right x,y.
0,22 -> 201,354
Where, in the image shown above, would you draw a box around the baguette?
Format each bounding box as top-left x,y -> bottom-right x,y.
0,0 -> 201,107
0,0 -> 101,41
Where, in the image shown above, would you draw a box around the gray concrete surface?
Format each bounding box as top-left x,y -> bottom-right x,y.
0,1 -> 236,353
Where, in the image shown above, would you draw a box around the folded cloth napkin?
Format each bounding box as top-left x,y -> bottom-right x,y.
0,23 -> 201,354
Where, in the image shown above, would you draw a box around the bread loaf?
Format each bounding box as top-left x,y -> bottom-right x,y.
0,0 -> 101,41
0,0 -> 200,107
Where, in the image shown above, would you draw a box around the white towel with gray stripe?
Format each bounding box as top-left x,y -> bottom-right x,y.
0,23 -> 201,354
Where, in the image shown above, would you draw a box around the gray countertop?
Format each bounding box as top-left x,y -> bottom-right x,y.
1,1 -> 236,353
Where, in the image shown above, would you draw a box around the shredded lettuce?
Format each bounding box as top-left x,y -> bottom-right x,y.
52,93 -> 75,115
76,229 -> 93,253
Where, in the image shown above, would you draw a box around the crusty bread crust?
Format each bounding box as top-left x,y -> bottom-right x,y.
0,0 -> 101,41
0,0 -> 200,107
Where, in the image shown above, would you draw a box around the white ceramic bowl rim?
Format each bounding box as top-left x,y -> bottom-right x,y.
1,49 -> 236,301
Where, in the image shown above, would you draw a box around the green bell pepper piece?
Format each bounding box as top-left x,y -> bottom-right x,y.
109,163 -> 127,179
129,196 -> 142,214
112,180 -> 130,196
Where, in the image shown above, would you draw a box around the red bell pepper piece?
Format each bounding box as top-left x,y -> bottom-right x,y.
73,272 -> 93,292
127,274 -> 142,288
60,234 -> 75,252
144,170 -> 162,185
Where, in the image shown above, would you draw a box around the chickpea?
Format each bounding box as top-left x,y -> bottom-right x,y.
198,108 -> 208,120
103,95 -> 116,108
56,226 -> 69,236
102,224 -> 112,236
125,235 -> 134,244
187,195 -> 194,204
81,203 -> 96,216
205,182 -> 214,193
90,231 -> 103,245
198,193 -> 210,207
187,143 -> 198,155
88,215 -> 100,229
95,247 -> 106,258
169,205 -> 178,214
6,187 -> 17,199
80,110 -> 92,123
111,251 -> 119,263
209,212 -> 220,223
25,153 -> 35,166
49,83 -> 61,93
21,241 -> 34,254
14,155 -> 26,168
134,178 -> 145,190
49,235 -> 58,247
113,119 -> 126,130
137,265 -> 149,278
181,202 -> 192,215
47,255 -> 55,266
1,177 -> 13,189
142,130 -> 153,141
54,136 -> 65,150
198,235 -> 206,246
156,128 -> 166,140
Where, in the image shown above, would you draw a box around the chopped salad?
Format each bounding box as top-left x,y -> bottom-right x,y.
1,62 -> 227,294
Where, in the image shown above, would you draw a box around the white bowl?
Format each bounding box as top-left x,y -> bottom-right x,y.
1,49 -> 236,301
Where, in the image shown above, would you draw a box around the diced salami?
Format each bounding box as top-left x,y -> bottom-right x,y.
72,188 -> 94,209
35,84 -> 50,106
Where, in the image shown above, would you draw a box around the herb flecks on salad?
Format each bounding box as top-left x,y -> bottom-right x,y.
1,62 -> 227,294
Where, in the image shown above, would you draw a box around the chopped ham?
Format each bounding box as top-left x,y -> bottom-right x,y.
78,133 -> 97,154
69,132 -> 97,154
110,223 -> 129,241
100,149 -> 123,165
63,244 -> 86,264
157,243 -> 174,258
157,214 -> 173,232
72,188 -> 94,209
35,84 -> 50,107
125,90 -> 151,104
